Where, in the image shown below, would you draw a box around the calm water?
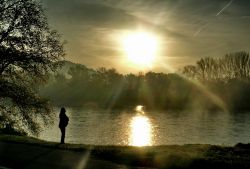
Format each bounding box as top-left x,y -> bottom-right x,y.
39,106 -> 250,146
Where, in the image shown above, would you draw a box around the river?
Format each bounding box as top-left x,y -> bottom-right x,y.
39,106 -> 250,146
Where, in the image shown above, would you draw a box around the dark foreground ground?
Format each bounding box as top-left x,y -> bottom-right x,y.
0,135 -> 250,169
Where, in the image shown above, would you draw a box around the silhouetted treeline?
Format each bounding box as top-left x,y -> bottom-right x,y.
37,64 -> 220,110
182,51 -> 250,111
40,51 -> 250,111
182,51 -> 250,81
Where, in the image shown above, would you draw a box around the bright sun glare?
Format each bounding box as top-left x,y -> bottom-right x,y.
122,31 -> 159,67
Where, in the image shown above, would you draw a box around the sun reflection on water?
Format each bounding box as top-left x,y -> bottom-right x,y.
129,113 -> 152,146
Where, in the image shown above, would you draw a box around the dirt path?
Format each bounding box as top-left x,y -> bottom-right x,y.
0,142 -> 153,169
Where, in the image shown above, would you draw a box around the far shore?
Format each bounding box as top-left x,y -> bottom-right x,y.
0,134 -> 250,169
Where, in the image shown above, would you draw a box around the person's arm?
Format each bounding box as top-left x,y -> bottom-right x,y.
65,116 -> 69,126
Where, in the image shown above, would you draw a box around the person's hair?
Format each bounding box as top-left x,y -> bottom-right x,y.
60,107 -> 66,114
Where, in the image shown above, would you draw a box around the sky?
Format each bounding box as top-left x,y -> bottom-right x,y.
41,0 -> 250,73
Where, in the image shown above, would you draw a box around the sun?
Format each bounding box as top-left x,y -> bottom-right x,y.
121,31 -> 159,67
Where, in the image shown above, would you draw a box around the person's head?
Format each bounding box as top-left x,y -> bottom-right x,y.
60,107 -> 66,115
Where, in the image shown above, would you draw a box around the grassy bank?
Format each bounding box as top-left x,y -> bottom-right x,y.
1,134 -> 250,169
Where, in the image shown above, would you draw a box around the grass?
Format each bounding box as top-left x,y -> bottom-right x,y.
1,134 -> 250,169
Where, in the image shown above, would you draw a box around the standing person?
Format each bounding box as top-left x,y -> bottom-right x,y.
59,107 -> 69,144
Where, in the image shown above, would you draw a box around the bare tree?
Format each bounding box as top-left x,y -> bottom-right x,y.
183,51 -> 250,82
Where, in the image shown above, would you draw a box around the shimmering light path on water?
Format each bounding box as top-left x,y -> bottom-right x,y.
129,114 -> 152,146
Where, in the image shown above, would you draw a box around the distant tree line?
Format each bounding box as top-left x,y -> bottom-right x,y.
40,63 -> 220,111
182,51 -> 250,81
41,51 -> 250,112
181,51 -> 250,111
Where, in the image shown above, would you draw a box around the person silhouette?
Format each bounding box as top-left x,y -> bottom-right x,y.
59,107 -> 69,144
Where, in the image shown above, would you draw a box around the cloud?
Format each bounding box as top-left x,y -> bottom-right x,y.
41,0 -> 250,73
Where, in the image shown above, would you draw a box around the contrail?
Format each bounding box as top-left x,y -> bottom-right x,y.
193,23 -> 208,37
216,0 -> 234,16
194,0 -> 234,37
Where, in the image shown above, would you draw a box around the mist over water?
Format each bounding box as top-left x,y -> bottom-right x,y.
39,107 -> 250,146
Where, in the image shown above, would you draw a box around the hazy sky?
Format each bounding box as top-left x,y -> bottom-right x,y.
41,0 -> 250,73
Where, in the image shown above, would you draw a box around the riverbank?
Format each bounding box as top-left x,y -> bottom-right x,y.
0,135 -> 250,169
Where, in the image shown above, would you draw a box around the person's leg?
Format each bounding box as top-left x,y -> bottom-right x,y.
60,127 -> 65,144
